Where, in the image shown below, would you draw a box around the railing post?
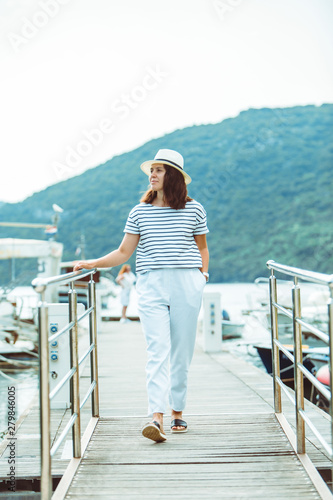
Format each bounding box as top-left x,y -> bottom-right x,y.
292,277 -> 305,454
269,271 -> 282,413
328,285 -> 333,488
69,283 -> 81,458
88,277 -> 100,417
38,292 -> 52,500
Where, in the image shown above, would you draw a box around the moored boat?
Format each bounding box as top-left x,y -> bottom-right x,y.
0,339 -> 38,369
254,344 -> 328,381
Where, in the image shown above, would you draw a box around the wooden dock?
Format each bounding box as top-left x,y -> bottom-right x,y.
1,320 -> 332,498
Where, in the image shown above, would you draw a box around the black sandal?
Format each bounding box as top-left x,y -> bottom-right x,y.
171,419 -> 188,433
142,420 -> 167,442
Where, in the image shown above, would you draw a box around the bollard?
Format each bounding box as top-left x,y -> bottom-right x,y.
202,292 -> 222,353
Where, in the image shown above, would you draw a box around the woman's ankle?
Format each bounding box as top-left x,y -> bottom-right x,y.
171,410 -> 182,418
153,412 -> 164,424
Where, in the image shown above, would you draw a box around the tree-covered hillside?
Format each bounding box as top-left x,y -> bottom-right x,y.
1,104 -> 332,284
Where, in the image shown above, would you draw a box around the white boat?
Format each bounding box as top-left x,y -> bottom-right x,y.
222,319 -> 245,339
0,339 -> 38,369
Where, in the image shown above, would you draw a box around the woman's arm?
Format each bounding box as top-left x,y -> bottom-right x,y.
73,233 -> 140,271
194,234 -> 209,274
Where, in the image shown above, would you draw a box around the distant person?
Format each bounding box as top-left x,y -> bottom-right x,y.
74,148 -> 209,443
115,264 -> 136,323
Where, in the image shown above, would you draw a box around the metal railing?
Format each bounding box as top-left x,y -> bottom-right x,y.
31,268 -> 99,500
266,260 -> 333,478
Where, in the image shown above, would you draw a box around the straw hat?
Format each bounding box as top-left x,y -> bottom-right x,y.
140,149 -> 192,184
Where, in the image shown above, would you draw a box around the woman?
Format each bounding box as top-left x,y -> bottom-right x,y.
115,264 -> 136,323
74,149 -> 209,442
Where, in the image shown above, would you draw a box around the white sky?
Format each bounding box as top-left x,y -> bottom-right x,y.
0,0 -> 332,203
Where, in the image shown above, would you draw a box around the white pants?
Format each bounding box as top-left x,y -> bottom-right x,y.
136,268 -> 206,415
120,288 -> 131,306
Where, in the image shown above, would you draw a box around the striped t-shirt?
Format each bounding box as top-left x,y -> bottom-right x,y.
124,200 -> 209,274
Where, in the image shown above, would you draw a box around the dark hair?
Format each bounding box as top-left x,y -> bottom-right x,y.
140,165 -> 192,209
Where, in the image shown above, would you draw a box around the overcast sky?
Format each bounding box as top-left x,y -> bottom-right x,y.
1,0 -> 332,203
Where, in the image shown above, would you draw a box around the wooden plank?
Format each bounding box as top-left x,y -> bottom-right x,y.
64,414 -> 321,499
276,413 -> 332,500
52,417 -> 99,500
211,350 -> 332,467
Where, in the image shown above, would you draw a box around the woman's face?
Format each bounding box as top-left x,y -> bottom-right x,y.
149,164 -> 166,192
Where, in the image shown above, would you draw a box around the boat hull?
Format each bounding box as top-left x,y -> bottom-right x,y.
254,344 -> 317,381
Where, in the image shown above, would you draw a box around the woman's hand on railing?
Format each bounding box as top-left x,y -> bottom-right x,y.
73,260 -> 96,272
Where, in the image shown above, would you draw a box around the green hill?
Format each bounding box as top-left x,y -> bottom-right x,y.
1,104 -> 332,284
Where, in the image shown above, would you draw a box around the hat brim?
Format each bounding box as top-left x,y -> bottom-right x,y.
140,160 -> 192,184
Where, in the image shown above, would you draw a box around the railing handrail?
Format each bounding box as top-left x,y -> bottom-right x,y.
32,267 -> 100,500
32,268 -> 97,293
267,260 -> 333,287
266,259 -> 333,496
